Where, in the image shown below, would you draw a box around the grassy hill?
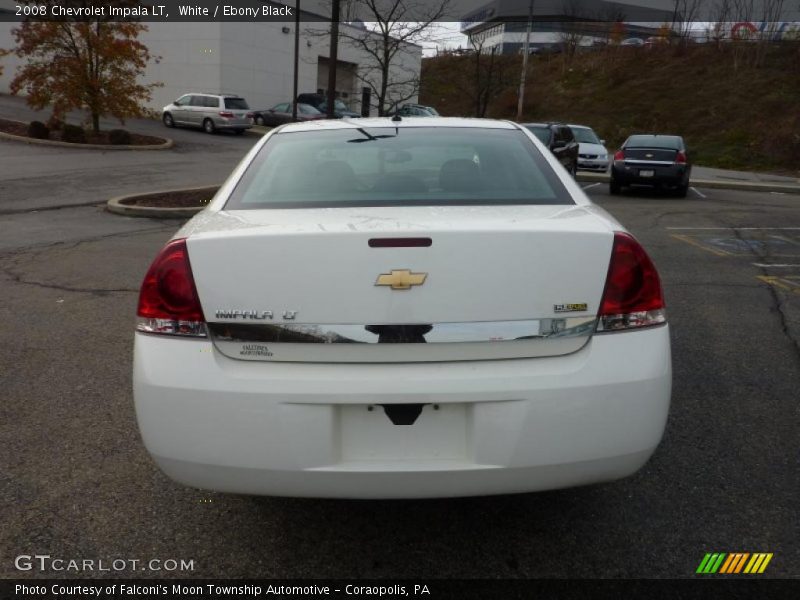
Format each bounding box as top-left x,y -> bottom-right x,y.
420,44 -> 800,175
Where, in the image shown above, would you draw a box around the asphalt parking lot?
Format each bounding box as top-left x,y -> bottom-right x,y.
1,133 -> 799,578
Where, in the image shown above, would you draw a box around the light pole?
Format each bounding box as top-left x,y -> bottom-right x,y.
516,0 -> 534,122
292,0 -> 300,122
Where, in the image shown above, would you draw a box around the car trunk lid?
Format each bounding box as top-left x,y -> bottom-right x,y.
184,205 -> 613,362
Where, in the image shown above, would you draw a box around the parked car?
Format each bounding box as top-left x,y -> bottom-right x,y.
522,122 -> 579,176
610,134 -> 692,197
133,118 -> 671,499
395,103 -> 439,117
621,37 -> 646,47
252,103 -> 324,127
296,93 -> 361,118
568,124 -> 610,172
162,93 -> 252,134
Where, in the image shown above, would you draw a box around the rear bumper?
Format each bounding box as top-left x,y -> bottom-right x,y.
133,326 -> 671,498
612,163 -> 689,186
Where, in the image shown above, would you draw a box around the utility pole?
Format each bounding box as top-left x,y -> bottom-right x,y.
326,0 -> 341,119
292,0 -> 300,121
516,0 -> 534,122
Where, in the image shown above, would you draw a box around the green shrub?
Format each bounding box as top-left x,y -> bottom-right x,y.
27,121 -> 49,139
108,129 -> 132,145
61,124 -> 86,144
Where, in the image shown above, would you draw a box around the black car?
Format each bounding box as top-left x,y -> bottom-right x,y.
251,102 -> 324,127
522,123 -> 579,176
296,93 -> 361,118
610,134 -> 691,197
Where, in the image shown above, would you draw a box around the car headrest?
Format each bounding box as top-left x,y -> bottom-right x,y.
315,160 -> 357,193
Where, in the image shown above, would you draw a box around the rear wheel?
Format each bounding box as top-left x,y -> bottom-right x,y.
255,115 -> 265,126
609,178 -> 621,195
203,119 -> 216,134
675,183 -> 689,198
162,113 -> 174,128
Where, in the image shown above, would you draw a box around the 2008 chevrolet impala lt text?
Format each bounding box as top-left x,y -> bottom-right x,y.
132,118 -> 671,499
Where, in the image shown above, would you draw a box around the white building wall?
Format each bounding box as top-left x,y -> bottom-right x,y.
141,23 -> 223,108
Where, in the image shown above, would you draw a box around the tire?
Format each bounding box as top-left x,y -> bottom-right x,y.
570,163 -> 578,178
203,119 -> 216,134
234,129 -> 245,135
162,113 -> 174,128
609,178 -> 621,195
675,183 -> 689,198
255,115 -> 265,126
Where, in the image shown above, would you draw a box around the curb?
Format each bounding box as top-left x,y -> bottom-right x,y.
575,172 -> 800,195
0,124 -> 173,151
107,186 -> 218,219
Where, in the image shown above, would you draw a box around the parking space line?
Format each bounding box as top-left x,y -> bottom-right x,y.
582,183 -> 601,191
670,234 -> 732,257
753,263 -> 800,268
690,187 -> 707,198
758,275 -> 800,294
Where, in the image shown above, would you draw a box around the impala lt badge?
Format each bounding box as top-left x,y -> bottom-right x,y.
375,269 -> 428,290
215,310 -> 298,320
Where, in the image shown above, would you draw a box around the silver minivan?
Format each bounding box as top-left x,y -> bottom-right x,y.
162,93 -> 253,134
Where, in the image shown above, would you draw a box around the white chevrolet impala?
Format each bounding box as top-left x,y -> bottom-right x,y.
133,118 -> 671,498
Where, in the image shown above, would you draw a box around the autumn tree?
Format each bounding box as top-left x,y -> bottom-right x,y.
11,4 -> 159,134
0,48 -> 8,78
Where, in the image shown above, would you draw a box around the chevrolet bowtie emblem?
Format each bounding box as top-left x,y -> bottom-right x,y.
375,269 -> 428,290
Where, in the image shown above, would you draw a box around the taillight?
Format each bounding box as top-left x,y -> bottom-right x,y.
613,149 -> 625,161
675,151 -> 687,164
246,112 -> 254,118
219,111 -> 235,118
136,239 -> 206,337
597,232 -> 666,332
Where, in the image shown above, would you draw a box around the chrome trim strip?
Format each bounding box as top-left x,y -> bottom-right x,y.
207,317 -> 598,344
623,160 -> 676,166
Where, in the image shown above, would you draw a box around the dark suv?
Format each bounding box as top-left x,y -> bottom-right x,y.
522,123 -> 579,176
296,94 -> 361,118
610,134 -> 691,197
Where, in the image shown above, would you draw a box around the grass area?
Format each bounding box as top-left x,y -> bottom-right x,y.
420,43 -> 800,175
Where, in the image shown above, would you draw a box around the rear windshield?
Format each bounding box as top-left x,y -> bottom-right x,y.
224,98 -> 249,110
224,127 -> 573,209
626,135 -> 682,149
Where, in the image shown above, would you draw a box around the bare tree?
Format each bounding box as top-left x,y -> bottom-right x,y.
558,0 -> 589,62
336,0 -> 451,115
671,0 -> 704,44
755,0 -> 786,65
706,0 -> 733,48
468,34 -> 516,117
